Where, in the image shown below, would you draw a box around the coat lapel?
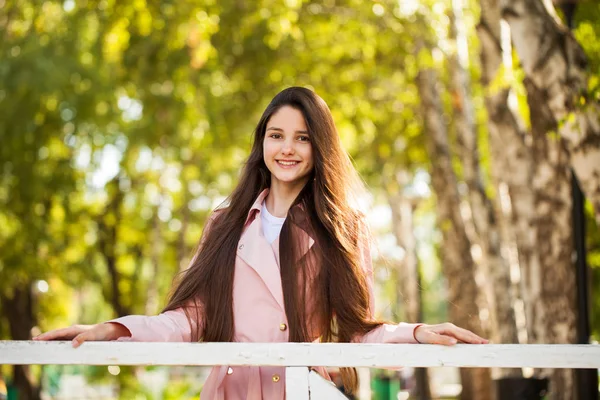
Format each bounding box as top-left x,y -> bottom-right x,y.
237,216 -> 285,310
237,189 -> 315,311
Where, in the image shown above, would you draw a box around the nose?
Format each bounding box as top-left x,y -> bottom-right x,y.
281,138 -> 295,155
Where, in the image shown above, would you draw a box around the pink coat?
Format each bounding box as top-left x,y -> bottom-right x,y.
109,189 -> 419,399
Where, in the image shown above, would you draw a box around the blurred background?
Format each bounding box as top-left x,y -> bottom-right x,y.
1,0 -> 599,399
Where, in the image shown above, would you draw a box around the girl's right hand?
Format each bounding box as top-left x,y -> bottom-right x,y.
33,323 -> 131,348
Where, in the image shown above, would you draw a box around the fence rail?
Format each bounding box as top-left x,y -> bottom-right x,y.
1,342 -> 599,368
2,342 -> 598,400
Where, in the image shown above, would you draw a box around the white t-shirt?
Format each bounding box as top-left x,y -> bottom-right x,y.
261,201 -> 286,244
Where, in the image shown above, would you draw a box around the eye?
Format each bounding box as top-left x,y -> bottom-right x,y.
297,135 -> 310,142
269,133 -> 282,139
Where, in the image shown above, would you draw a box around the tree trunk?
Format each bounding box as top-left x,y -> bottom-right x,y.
388,187 -> 421,324
526,78 -> 578,400
417,66 -> 492,400
500,2 -> 581,398
1,283 -> 41,400
146,207 -> 161,315
387,180 -> 432,400
501,0 -> 600,225
177,186 -> 191,272
97,178 -> 130,317
477,0 -> 540,351
448,0 -> 520,371
477,7 -> 559,388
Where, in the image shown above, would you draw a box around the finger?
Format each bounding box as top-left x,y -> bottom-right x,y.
423,331 -> 457,346
456,328 -> 488,344
34,327 -> 76,341
72,330 -> 95,348
34,330 -> 59,340
438,325 -> 487,344
435,333 -> 457,346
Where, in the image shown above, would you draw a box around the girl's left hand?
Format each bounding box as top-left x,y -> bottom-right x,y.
414,323 -> 488,345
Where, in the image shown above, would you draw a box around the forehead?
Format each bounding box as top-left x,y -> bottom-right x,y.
267,106 -> 307,129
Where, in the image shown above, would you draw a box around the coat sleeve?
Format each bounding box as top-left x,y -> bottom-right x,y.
354,216 -> 421,344
107,306 -> 201,342
105,210 -> 223,342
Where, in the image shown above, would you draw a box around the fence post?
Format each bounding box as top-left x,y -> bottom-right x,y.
286,367 -> 309,400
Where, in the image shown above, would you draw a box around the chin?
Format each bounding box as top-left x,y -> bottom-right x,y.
273,174 -> 309,186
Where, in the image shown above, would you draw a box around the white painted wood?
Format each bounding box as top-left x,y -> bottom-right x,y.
357,367 -> 371,400
285,367 -> 309,400
1,342 -> 599,369
308,370 -> 348,399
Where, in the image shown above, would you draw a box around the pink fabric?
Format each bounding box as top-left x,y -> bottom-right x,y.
108,189 -> 420,399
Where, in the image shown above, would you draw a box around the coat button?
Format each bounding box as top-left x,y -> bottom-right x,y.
279,323 -> 287,331
272,374 -> 280,383
238,244 -> 244,250
227,367 -> 233,375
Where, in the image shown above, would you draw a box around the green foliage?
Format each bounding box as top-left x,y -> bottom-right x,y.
162,379 -> 202,400
574,1 -> 600,107
1,0 -> 599,396
0,0 -> 445,395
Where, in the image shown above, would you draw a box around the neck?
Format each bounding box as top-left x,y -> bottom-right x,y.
265,179 -> 307,217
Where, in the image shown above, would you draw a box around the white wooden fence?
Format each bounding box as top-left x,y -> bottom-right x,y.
2,342 -> 599,399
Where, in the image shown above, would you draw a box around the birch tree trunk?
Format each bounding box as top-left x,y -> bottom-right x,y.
501,0 -> 600,225
388,181 -> 421,324
417,66 -> 492,400
499,2 -> 581,398
448,0 -> 520,369
387,181 -> 432,400
526,79 -> 578,399
477,0 -> 540,349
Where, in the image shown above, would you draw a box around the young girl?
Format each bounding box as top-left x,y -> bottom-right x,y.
35,87 -> 487,399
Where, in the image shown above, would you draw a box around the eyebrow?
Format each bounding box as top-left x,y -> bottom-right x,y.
266,127 -> 309,134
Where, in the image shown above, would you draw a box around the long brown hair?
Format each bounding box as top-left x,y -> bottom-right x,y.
164,87 -> 382,394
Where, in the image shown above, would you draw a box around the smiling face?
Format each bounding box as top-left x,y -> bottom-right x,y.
263,105 -> 314,190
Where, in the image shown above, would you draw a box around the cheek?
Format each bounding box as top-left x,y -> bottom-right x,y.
305,147 -> 314,168
263,141 -> 274,161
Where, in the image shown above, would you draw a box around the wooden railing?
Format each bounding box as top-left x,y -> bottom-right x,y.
2,342 -> 599,399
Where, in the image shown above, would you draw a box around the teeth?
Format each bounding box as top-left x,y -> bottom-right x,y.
278,161 -> 298,166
